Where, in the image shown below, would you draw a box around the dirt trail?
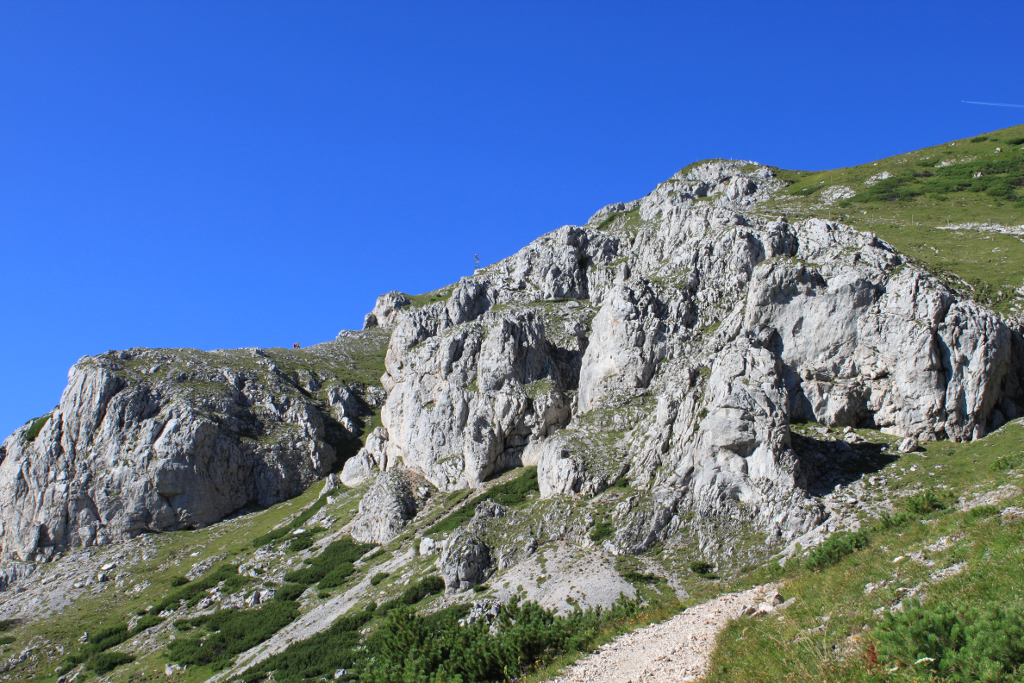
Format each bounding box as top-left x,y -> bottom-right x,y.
547,584 -> 775,683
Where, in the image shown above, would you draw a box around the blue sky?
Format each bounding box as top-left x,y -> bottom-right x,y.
2,1 -> 1023,438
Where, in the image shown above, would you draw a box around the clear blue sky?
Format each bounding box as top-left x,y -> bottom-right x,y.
2,1 -> 1022,438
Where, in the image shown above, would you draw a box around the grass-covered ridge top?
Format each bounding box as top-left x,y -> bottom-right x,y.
751,123 -> 1024,314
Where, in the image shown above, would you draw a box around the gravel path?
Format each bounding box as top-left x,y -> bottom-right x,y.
547,584 -> 775,683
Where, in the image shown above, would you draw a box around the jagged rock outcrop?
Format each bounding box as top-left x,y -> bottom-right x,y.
438,528 -> 492,591
349,470 -> 418,544
0,333 -> 389,561
356,160 -> 1024,546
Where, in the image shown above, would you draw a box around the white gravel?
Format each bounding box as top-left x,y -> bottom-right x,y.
546,584 -> 775,683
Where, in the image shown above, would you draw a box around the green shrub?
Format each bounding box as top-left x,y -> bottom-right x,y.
623,571 -> 662,584
288,533 -> 314,553
275,583 -> 307,602
370,572 -> 390,586
876,598 -> 1024,681
0,620 -> 16,633
167,600 -> 301,670
149,564 -> 250,615
804,530 -> 869,571
472,583 -> 488,593
169,575 -> 189,587
904,491 -> 949,515
317,562 -> 356,589
85,623 -> 130,654
589,522 -> 613,544
426,468 -> 539,536
1009,137 -> 1024,145
688,561 -> 715,577
376,576 -> 445,615
23,415 -> 50,443
992,452 -> 1024,472
874,511 -> 916,530
966,504 -> 1000,521
131,614 -> 164,634
0,636 -> 14,646
90,652 -> 135,674
971,136 -> 990,142
283,537 -> 373,586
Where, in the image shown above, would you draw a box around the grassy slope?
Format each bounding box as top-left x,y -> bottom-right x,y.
750,123 -> 1024,314
706,420 -> 1024,682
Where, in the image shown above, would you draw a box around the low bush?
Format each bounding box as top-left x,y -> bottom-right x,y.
287,533 -> 315,553
804,530 -> 869,571
874,511 -> 916,530
90,652 -> 135,674
131,614 -> 164,634
0,620 -> 16,633
23,415 -> 50,443
317,562 -> 356,589
426,468 -> 539,536
876,597 -> 1024,681
622,571 -> 662,584
965,504 -> 1000,521
992,452 -> 1024,472
904,491 -> 949,515
688,561 -> 716,577
590,522 -> 614,544
370,572 -> 390,586
1009,137 -> 1024,145
0,636 -> 14,646
283,537 -> 373,586
149,564 -> 250,615
376,576 -> 445,615
971,136 -> 990,142
275,583 -> 307,602
167,600 -> 302,670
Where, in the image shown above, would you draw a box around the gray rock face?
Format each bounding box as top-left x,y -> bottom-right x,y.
0,333 -> 389,561
438,528 -> 491,591
349,470 -> 418,544
358,160 -> 1024,545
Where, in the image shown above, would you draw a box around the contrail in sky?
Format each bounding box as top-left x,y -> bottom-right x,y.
963,100 -> 1024,109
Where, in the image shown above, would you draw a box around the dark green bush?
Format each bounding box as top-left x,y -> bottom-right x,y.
904,491 -> 949,515
876,598 -> 1024,681
688,561 -> 716,577
874,511 -> 916,530
149,564 -> 250,615
589,522 -> 613,544
623,571 -> 662,583
804,530 -> 869,571
288,533 -> 314,553
971,136 -> 990,142
275,583 -> 307,602
169,575 -> 189,587
167,600 -> 301,670
1009,137 -> 1024,145
317,562 -> 356,589
966,504 -> 1000,521
86,623 -> 130,655
131,614 -> 164,634
0,636 -> 14,646
90,652 -> 135,674
472,583 -> 488,593
239,607 -> 377,682
23,415 -> 50,443
0,620 -> 16,633
283,537 -> 373,586
426,468 -> 539,536
375,576 -> 445,615
370,572 -> 390,586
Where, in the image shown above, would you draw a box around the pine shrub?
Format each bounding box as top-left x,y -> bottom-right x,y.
804,530 -> 869,571
90,652 -> 135,674
370,572 -> 389,586
426,467 -> 539,536
590,522 -> 613,544
876,598 -> 1024,681
904,491 -> 949,514
282,537 -> 373,586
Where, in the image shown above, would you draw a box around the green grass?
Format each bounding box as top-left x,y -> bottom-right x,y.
282,536 -> 375,586
424,467 -> 539,537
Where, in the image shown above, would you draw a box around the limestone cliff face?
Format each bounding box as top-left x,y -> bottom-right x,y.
0,333 -> 388,561
352,161 -> 1024,546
